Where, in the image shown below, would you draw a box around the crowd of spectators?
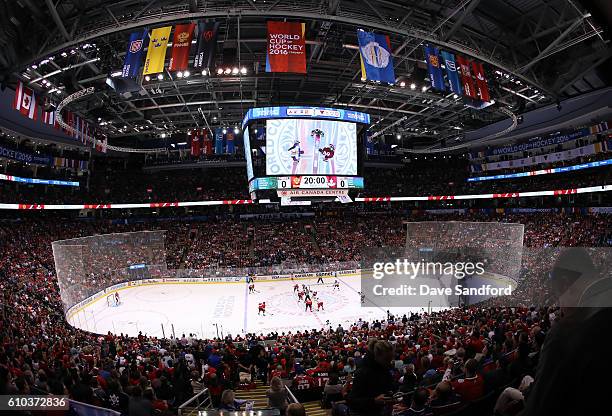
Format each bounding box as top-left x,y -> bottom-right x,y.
0,210 -> 610,416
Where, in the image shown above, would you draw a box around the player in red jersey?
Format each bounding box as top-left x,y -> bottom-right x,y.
248,283 -> 256,294
305,298 -> 313,312
317,300 -> 324,311
258,302 -> 266,316
298,291 -> 304,301
294,283 -> 299,292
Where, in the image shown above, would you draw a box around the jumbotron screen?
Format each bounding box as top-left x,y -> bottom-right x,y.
265,119 -> 358,176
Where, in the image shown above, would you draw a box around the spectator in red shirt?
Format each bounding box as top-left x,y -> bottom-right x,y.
446,359 -> 484,402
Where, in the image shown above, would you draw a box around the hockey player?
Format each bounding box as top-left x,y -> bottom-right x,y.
294,283 -> 299,293
249,283 -> 256,294
298,291 -> 304,302
114,292 -> 120,305
333,280 -> 340,291
317,299 -> 324,311
318,144 -> 335,162
287,140 -> 304,162
317,275 -> 324,284
258,302 -> 266,316
305,298 -> 313,312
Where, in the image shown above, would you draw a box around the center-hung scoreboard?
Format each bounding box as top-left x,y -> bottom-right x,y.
242,106 -> 370,204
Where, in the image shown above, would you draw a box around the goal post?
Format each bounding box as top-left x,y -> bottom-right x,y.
106,293 -> 120,307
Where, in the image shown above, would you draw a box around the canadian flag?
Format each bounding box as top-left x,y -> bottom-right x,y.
13,81 -> 38,120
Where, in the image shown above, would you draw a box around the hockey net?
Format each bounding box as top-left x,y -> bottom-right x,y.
106,293 -> 120,307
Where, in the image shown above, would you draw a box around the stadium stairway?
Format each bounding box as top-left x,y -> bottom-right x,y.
234,381 -> 327,416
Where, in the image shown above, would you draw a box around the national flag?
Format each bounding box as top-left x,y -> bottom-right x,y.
42,100 -> 56,126
193,21 -> 219,70
96,135 -> 107,153
143,26 -> 172,75
122,29 -> 148,79
456,55 -> 477,99
169,23 -> 195,72
424,45 -> 445,91
266,21 -> 307,74
440,50 -> 463,95
13,81 -> 38,120
357,29 -> 395,84
471,61 -> 490,102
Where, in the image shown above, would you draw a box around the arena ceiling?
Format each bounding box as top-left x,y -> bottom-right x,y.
0,0 -> 610,148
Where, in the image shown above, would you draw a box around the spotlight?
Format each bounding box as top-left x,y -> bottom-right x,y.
224,68 -> 231,75
176,71 -> 183,78
396,134 -> 401,139
410,83 -> 416,90
161,133 -> 166,138
240,67 -> 247,75
453,94 -> 458,99
254,129 -> 258,134
234,127 -> 240,134
421,86 -> 427,92
217,68 -> 224,75
183,70 -> 190,78
213,116 -> 218,121
222,128 -> 227,134
201,69 -> 207,76
144,75 -> 151,82
157,73 -> 164,80
399,81 -> 406,87
232,67 -> 239,75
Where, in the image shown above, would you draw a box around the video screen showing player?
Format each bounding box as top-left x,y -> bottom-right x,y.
265,119 -> 358,176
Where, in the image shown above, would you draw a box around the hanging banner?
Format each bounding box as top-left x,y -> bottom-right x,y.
143,26 -> 172,75
440,50 -> 463,95
456,55 -> 477,99
202,130 -> 213,155
168,23 -> 195,72
266,21 -> 307,73
472,61 -> 490,102
357,29 -> 395,84
424,45 -> 445,91
193,21 -> 220,70
122,29 -> 148,78
226,132 -> 235,154
214,128 -> 225,154
190,131 -> 201,156
13,81 -> 37,120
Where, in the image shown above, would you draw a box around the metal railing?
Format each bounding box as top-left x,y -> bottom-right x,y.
285,385 -> 299,404
177,388 -> 212,416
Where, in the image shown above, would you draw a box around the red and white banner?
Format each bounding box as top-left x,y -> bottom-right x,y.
266,21 -> 307,74
456,55 -> 477,99
472,61 -> 490,102
13,81 -> 37,120
42,101 -> 56,127
168,23 -> 195,72
190,131 -> 201,156
0,186 -> 609,210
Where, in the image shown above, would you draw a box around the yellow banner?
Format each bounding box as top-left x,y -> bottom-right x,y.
143,26 -> 172,75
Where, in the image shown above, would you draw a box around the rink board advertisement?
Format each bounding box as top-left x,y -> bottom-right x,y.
266,119 -> 358,176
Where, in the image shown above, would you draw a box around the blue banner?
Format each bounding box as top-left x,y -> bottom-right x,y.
357,29 -> 395,84
122,29 -> 148,79
242,106 -> 370,129
0,144 -> 53,165
424,45 -> 445,91
468,158 -> 612,182
440,50 -> 462,95
0,173 -> 79,186
226,132 -> 235,154
214,128 -> 224,154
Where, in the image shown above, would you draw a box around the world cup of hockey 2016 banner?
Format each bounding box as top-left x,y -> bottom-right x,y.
122,29 -> 148,78
143,26 -> 172,75
456,55 -> 477,99
441,50 -> 463,95
169,23 -> 195,72
424,45 -> 445,91
194,21 -> 220,70
266,21 -> 307,73
471,61 -> 490,102
357,29 -> 395,84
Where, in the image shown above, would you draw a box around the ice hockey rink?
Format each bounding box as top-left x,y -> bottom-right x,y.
66,274 -> 432,339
